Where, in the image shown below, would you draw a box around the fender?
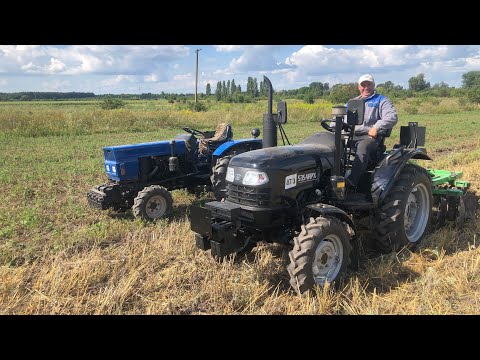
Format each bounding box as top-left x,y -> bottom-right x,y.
212,138 -> 262,161
306,203 -> 356,232
371,146 -> 432,205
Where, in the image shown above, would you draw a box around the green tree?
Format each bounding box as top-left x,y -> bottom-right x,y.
222,80 -> 227,98
206,83 -> 211,96
377,81 -> 396,91
309,82 -> 325,97
328,83 -> 358,104
227,80 -> 231,96
246,77 -> 254,96
260,80 -> 269,96
408,73 -> 430,91
304,91 -> 315,104
215,81 -> 222,100
231,79 -> 236,94
462,71 -> 480,88
466,87 -> 480,104
20,94 -> 32,101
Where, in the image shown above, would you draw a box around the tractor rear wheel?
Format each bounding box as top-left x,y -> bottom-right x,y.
132,185 -> 173,221
374,164 -> 432,253
287,216 -> 353,295
210,156 -> 231,201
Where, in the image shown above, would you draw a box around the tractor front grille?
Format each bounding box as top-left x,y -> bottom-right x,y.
227,184 -> 271,207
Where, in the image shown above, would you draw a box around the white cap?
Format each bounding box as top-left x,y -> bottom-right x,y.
358,74 -> 374,84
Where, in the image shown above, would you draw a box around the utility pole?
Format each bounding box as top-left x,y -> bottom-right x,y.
195,48 -> 201,103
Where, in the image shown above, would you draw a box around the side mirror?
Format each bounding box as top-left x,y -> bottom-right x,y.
346,99 -> 365,126
251,128 -> 260,138
277,101 -> 287,125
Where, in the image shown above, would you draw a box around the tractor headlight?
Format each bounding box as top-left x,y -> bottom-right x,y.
242,171 -> 269,186
226,167 -> 235,183
111,165 -> 117,174
105,164 -> 110,172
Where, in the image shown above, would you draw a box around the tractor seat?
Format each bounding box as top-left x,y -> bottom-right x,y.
346,128 -> 392,170
198,123 -> 233,156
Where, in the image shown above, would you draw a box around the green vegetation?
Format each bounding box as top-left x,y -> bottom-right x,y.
99,98 -> 126,110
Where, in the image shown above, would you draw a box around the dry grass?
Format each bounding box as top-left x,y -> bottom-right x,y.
1,188 -> 478,315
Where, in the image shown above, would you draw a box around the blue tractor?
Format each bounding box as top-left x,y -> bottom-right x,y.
87,123 -> 263,220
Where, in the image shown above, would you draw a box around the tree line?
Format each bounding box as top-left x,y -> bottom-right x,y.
322,72 -> 480,104
0,92 -> 96,101
2,71 -> 480,104
204,71 -> 480,104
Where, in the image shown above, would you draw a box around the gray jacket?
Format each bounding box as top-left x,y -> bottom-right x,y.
351,92 -> 398,135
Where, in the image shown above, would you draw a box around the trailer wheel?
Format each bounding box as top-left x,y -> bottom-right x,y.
132,185 -> 173,221
211,156 -> 232,201
287,216 -> 353,295
374,164 -> 432,253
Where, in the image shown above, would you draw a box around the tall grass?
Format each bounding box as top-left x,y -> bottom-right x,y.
0,99 -> 338,138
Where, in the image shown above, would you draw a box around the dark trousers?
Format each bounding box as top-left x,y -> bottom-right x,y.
347,134 -> 381,186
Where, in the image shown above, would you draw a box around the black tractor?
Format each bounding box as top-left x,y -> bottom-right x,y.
189,76 -> 476,295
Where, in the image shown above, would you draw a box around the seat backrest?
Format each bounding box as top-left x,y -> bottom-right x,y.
376,129 -> 390,151
379,128 -> 392,138
197,123 -> 233,158
208,123 -> 233,143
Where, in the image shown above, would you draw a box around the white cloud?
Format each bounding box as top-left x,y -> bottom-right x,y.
101,75 -> 136,87
144,73 -> 159,82
214,45 -> 245,52
280,45 -> 480,88
0,45 -> 190,76
173,73 -> 192,81
40,79 -> 71,91
465,56 -> 480,68
48,58 -> 67,73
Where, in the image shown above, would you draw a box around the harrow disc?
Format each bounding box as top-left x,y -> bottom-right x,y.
463,191 -> 478,221
432,196 -> 447,229
451,191 -> 477,228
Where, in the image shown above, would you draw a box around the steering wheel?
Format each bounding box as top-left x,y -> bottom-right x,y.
321,118 -> 336,133
182,127 -> 205,137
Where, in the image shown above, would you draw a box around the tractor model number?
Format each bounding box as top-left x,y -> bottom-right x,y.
297,172 -> 317,183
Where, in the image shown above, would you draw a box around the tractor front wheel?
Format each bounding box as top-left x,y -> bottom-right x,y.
374,164 -> 432,253
132,185 -> 173,221
210,156 -> 232,201
287,216 -> 353,295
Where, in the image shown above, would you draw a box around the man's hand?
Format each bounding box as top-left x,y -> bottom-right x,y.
368,127 -> 378,138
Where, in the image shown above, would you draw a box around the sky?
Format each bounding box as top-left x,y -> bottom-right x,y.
0,45 -> 479,95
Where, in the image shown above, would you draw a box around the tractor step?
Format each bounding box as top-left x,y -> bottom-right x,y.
339,193 -> 375,209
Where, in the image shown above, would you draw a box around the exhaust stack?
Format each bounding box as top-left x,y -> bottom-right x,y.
262,76 -> 277,148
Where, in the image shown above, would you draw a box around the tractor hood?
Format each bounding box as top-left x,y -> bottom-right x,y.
102,139 -> 190,181
229,132 -> 336,172
103,140 -> 188,163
